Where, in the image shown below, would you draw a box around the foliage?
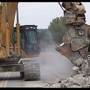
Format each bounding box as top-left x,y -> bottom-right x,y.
37,16 -> 69,51
48,16 -> 68,44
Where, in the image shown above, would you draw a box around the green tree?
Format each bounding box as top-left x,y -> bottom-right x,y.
48,16 -> 68,44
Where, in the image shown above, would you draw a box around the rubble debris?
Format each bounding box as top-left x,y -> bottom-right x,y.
44,58 -> 90,88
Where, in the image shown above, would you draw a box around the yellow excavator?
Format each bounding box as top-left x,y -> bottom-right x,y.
0,2 -> 41,81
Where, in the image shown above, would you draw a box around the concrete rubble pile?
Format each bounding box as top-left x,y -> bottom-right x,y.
44,58 -> 90,88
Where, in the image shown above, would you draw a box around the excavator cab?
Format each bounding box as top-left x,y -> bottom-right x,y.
13,25 -> 41,80
13,25 -> 41,56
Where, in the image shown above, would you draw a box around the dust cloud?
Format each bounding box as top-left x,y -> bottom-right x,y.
35,43 -> 74,82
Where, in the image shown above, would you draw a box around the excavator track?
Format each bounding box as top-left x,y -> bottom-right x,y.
20,59 -> 40,81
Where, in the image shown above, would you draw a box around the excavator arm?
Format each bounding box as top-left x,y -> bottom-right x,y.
56,2 -> 90,76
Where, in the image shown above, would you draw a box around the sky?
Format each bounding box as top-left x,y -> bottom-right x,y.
14,2 -> 90,29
